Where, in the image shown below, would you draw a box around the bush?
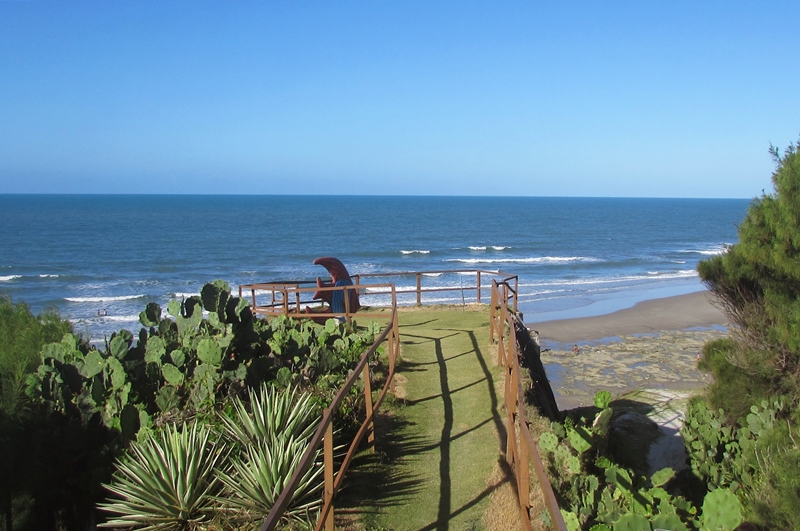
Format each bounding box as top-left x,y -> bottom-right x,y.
681,395 -> 800,530
699,137 -> 800,376
0,297 -> 73,530
697,338 -> 773,420
15,281 -> 381,529
695,137 -> 800,526
100,384 -> 323,530
0,296 -> 71,417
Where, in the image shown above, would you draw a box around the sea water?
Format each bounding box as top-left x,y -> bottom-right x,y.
0,195 -> 749,341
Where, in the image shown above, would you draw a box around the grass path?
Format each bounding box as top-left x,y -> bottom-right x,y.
338,307 -> 517,530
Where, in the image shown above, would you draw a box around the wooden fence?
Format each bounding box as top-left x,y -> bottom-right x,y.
239,269 -> 518,319
241,282 -> 399,531
490,279 -> 567,531
241,270 -> 562,530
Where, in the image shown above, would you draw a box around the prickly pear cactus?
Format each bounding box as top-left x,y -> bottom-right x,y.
700,488 -> 743,530
613,513 -> 650,530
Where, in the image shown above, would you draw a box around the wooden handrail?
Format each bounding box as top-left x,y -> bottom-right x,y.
244,271 -> 526,529
258,286 -> 399,531
241,269 -> 518,313
491,279 -> 567,531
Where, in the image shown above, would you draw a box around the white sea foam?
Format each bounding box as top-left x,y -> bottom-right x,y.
172,292 -> 201,299
65,294 -> 147,303
400,250 -> 430,255
444,256 -> 601,265
39,274 -> 60,278
0,275 -> 21,282
467,245 -> 510,251
679,244 -> 730,256
103,314 -> 141,323
521,270 -> 698,290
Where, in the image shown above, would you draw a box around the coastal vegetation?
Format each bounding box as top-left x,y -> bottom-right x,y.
0,281 -> 382,530
538,391 -> 742,530
692,137 -> 800,528
0,298 -> 74,531
537,138 -> 800,530
2,141 -> 798,529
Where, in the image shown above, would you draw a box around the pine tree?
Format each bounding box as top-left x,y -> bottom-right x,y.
699,136 -> 800,376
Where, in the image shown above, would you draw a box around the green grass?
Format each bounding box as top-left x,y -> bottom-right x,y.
338,306 -> 509,531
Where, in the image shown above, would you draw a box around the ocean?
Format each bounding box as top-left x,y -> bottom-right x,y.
0,195 -> 749,341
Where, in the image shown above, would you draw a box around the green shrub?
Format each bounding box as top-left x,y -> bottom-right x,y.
736,403 -> 800,529
216,384 -> 323,527
540,392 -> 702,529
99,422 -> 227,529
0,297 -> 73,529
699,137 -> 800,375
18,281 -> 381,529
681,394 -> 800,529
100,384 -> 323,529
0,296 -> 71,417
698,338 -> 773,420
26,281 -> 381,441
695,137 -> 800,526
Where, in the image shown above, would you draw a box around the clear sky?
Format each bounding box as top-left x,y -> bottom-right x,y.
1,2 -> 798,198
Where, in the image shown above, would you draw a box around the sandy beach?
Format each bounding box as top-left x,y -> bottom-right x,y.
525,290 -> 729,410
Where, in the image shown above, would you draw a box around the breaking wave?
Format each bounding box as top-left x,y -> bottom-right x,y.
65,294 -> 148,303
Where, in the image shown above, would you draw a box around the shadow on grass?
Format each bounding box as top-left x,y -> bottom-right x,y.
340,321 -> 512,529
335,412 -> 429,517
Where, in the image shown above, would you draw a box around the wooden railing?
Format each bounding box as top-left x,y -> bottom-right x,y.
240,269 -> 518,318
242,270 -> 547,530
490,279 -> 567,531
351,269 -> 518,306
251,283 -> 400,531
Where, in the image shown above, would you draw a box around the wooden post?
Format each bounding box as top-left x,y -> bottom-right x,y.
323,414 -> 335,531
507,359 -> 518,463
518,419 -> 533,531
506,403 -> 517,466
344,285 -> 351,323
476,271 -> 482,304
416,273 -> 422,306
489,281 -> 497,344
362,362 -> 375,448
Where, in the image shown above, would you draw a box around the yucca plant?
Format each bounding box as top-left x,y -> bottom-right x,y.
99,422 -> 228,530
219,384 -> 319,447
216,384 -> 323,526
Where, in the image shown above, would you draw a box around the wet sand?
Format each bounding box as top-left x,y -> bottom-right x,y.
526,291 -> 727,345
526,290 -> 729,410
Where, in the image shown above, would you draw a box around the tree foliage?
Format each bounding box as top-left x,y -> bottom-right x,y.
695,136 -> 800,528
0,297 -> 72,418
699,137 -> 800,376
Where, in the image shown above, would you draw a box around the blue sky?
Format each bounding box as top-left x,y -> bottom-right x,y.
1,2 -> 798,197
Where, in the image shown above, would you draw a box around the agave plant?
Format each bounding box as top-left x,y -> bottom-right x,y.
99,422 -> 228,530
216,384 -> 323,526
219,384 -> 318,447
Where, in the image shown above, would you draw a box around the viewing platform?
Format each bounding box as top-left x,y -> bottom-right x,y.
239,269 -> 565,531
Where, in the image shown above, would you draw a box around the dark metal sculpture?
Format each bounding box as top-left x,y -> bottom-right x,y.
309,257 -> 360,314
